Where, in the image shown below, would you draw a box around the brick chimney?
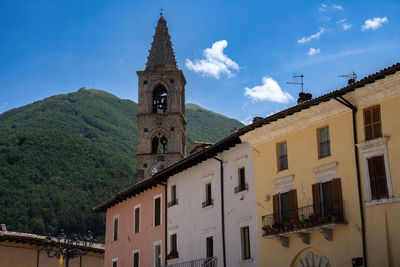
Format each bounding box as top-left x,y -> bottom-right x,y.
348,78 -> 355,85
297,92 -> 312,104
252,117 -> 263,123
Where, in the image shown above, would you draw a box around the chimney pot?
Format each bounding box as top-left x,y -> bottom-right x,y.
252,117 -> 263,123
297,92 -> 312,104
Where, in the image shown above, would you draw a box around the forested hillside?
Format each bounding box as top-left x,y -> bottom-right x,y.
0,88 -> 243,241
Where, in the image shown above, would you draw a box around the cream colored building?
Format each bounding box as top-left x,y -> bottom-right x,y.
0,226 -> 104,267
240,63 -> 400,266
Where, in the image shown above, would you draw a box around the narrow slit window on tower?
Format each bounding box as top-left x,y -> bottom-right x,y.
152,85 -> 167,113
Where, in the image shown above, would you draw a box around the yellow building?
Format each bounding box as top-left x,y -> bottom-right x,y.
241,63 -> 400,267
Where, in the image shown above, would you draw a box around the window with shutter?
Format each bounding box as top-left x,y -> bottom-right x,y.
113,216 -> 119,241
318,126 -> 331,158
134,207 -> 140,233
367,156 -> 388,200
289,189 -> 299,222
133,252 -> 139,267
273,194 -> 280,224
277,142 -> 288,171
154,197 -> 161,226
240,227 -> 251,260
312,178 -> 343,220
363,105 -> 382,141
206,236 -> 213,258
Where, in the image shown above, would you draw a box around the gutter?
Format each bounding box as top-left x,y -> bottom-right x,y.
334,95 -> 367,267
205,152 -> 226,267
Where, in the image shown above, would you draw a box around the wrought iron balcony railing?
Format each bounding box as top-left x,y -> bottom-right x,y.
234,183 -> 248,194
168,199 -> 179,208
202,199 -> 214,208
262,200 -> 345,237
163,257 -> 217,267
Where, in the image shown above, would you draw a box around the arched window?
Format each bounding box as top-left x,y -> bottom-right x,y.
152,85 -> 167,113
152,133 -> 168,154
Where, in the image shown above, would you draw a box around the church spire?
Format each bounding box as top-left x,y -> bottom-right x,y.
146,16 -> 177,70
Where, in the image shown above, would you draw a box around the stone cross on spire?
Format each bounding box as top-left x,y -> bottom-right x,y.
145,16 -> 177,70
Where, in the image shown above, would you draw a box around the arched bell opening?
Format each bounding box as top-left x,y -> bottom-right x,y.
152,85 -> 167,113
152,133 -> 168,154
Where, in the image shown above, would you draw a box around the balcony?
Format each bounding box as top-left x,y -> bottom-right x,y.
168,199 -> 179,208
234,183 -> 248,194
262,200 -> 346,247
164,257 -> 217,267
202,199 -> 214,208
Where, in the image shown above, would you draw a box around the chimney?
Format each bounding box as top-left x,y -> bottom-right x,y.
297,92 -> 312,105
252,117 -> 263,123
348,78 -> 355,85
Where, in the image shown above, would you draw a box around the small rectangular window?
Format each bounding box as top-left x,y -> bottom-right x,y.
134,206 -> 140,233
318,126 -> 331,158
277,142 -> 288,171
235,168 -> 247,193
112,259 -> 118,267
154,197 -> 161,226
133,252 -> 139,267
154,244 -> 161,267
202,183 -> 213,207
368,156 -> 388,200
170,233 -> 177,252
206,236 -> 213,258
363,105 -> 382,141
241,227 -> 251,260
113,216 -> 119,241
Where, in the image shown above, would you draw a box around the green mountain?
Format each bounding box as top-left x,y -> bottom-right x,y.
0,88 -> 243,240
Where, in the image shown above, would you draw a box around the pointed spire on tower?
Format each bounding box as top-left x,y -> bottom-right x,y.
146,16 -> 177,70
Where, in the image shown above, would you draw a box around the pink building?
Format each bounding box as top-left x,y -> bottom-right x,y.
93,179 -> 166,267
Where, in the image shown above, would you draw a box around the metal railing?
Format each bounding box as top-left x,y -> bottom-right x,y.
202,199 -> 214,208
168,199 -> 179,208
234,183 -> 248,194
163,257 -> 217,267
262,200 -> 344,236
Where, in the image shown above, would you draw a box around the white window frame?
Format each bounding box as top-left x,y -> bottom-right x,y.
153,240 -> 162,267
153,194 -> 162,227
133,250 -> 140,267
134,204 -> 141,234
240,225 -> 252,261
113,215 -> 119,242
356,136 -> 399,206
112,257 -> 118,267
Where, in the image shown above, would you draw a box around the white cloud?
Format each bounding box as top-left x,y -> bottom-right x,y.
244,77 -> 294,103
185,40 -> 239,79
337,18 -> 346,24
362,17 -> 388,31
332,4 -> 343,10
343,23 -> 353,30
319,3 -> 327,11
297,28 -> 325,44
307,48 -> 321,56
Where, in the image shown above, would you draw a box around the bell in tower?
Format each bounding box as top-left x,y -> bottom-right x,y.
136,16 -> 186,182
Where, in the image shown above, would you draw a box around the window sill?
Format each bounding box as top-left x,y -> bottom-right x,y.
235,189 -> 249,196
240,258 -> 254,264
202,204 -> 214,210
318,154 -> 331,160
168,203 -> 178,209
365,197 -> 400,207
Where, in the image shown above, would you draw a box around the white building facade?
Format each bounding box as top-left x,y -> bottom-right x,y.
166,142 -> 258,267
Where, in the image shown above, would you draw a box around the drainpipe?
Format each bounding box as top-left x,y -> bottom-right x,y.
159,181 -> 168,266
205,152 -> 226,267
334,95 -> 367,267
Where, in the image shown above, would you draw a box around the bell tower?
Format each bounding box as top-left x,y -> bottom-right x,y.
136,16 -> 186,182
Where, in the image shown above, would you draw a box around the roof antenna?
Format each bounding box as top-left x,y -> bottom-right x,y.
160,8 -> 164,17
287,74 -> 304,92
339,72 -> 357,85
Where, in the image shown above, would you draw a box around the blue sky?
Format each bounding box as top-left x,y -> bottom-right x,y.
0,0 -> 399,124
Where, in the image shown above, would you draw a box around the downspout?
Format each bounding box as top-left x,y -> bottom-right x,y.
159,181 -> 168,267
36,249 -> 40,267
205,152 -> 226,267
334,95 -> 367,267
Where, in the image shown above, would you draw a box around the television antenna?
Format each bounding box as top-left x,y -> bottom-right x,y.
338,72 -> 357,80
287,74 -> 304,92
160,8 -> 164,16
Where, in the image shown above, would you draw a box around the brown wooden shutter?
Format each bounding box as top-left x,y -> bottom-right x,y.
332,178 -> 343,219
369,156 -> 388,200
372,106 -> 382,138
273,194 -> 280,224
155,197 -> 161,226
367,158 -> 377,200
312,183 -> 321,220
364,109 -> 373,140
289,189 -> 298,221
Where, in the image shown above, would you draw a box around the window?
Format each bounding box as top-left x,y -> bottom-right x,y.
277,142 -> 288,171
134,206 -> 140,233
312,178 -> 343,219
154,196 -> 161,227
318,126 -> 331,158
368,156 -> 388,200
167,233 -> 178,259
240,227 -> 251,260
113,216 -> 119,241
235,167 -> 248,193
363,105 -> 382,141
152,133 -> 168,154
133,251 -> 140,267
154,243 -> 162,267
168,185 -> 178,207
273,190 -> 298,224
202,183 -> 213,207
206,236 -> 213,258
153,85 -> 167,113
112,258 -> 118,267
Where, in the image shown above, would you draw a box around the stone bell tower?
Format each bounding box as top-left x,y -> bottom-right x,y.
136,16 -> 186,182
